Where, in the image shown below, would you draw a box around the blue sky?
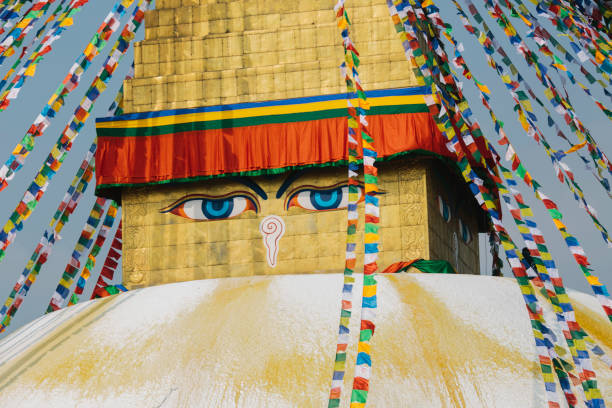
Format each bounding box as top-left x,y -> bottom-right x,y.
0,1 -> 610,338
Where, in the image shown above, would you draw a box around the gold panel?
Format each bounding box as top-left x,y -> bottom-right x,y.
122,159 -> 481,288
124,0 -> 418,113
117,1 -> 482,288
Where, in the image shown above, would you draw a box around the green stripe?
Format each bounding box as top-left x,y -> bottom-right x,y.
96,104 -> 429,137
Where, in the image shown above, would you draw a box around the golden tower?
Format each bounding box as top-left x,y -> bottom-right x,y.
95,0 -> 489,288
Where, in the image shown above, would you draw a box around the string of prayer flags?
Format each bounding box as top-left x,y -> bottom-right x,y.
40,64 -> 129,312
327,2 -> 361,405
327,3 -> 380,407
498,0 -> 612,118
459,0 -> 612,198
0,0 -> 53,59
564,0 -> 610,36
0,0 -> 68,78
68,200 -> 118,306
92,284 -> 126,299
339,4 -> 380,407
508,0 -> 612,91
0,155 -> 95,332
538,0 -> 612,74
462,0 -> 612,197
392,1 -> 495,173
0,0 -> 32,36
480,0 -> 612,186
106,63 -> 132,116
454,0 -> 612,246
0,0 -> 89,97
47,198 -> 108,312
0,1 -> 20,30
50,141 -> 96,229
0,0 -> 60,66
90,221 -> 121,299
0,0 -> 135,190
409,0 -> 583,396
586,335 -> 612,369
426,0 -> 612,321
494,166 -> 603,406
496,0 -> 612,121
386,2 -> 569,405
0,0 -> 148,263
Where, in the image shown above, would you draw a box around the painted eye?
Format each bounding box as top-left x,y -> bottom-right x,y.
161,193 -> 258,221
459,218 -> 472,244
286,184 -> 363,211
438,196 -> 451,223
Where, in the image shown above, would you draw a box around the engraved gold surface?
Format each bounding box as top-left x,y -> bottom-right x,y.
121,159 -> 482,288
123,0 -> 418,113
115,0 -> 482,287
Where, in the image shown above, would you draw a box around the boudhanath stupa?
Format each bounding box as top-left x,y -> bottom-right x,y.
0,0 -> 610,407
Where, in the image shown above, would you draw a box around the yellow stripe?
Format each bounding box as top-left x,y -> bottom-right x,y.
96,95 -> 428,129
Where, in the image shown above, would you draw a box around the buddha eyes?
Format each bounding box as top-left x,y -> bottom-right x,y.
286,183 -> 364,211
161,182 -> 365,221
160,193 -> 258,221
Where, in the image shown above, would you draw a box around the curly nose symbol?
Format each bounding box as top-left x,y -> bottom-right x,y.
259,215 -> 285,268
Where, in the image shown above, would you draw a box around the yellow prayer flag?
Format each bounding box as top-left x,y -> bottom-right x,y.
3,221 -> 14,233
24,64 -> 36,77
519,114 -> 529,132
565,140 -> 587,154
50,146 -> 62,159
364,233 -> 378,243
519,14 -> 532,26
357,342 -> 371,354
363,285 -> 377,298
84,43 -> 95,57
476,83 -> 491,94
47,94 -> 59,106
34,173 -> 46,186
586,275 -> 601,285
553,219 -> 565,229
59,17 -> 73,27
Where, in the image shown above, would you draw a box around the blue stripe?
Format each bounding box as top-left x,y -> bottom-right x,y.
356,352 -> 372,366
96,86 -> 430,123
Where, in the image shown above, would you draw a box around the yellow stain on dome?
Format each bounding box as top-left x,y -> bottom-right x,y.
374,275 -> 540,407
1,275 -> 610,406
572,298 -> 612,351
0,278 -> 331,405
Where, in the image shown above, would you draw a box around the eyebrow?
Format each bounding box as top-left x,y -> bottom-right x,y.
229,177 -> 268,200
276,170 -> 306,198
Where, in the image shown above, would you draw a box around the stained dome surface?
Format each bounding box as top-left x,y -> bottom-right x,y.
0,273 -> 610,407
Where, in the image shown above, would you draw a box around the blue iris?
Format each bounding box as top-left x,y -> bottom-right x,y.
310,188 -> 342,210
202,198 -> 233,219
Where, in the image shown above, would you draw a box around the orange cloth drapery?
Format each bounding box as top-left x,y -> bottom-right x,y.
94,87 -> 495,194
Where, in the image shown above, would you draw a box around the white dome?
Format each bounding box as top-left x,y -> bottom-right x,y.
0,274 -> 609,407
